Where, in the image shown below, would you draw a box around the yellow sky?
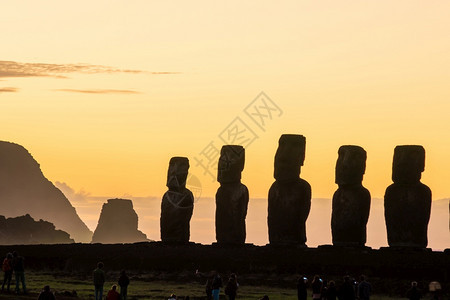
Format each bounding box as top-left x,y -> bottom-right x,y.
1,1 -> 450,201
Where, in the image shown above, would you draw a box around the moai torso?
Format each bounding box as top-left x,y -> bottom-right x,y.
215,145 -> 249,244
268,134 -> 311,246
331,145 -> 371,247
384,145 -> 432,248
160,157 -> 194,243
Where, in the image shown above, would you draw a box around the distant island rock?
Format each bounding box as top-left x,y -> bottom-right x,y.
92,198 -> 149,244
0,214 -> 74,244
0,141 -> 92,242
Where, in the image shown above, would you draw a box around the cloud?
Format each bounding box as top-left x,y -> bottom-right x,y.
0,60 -> 181,79
54,89 -> 141,94
0,87 -> 18,93
55,181 -> 91,204
0,60 -> 143,79
150,72 -> 181,75
0,60 -> 181,95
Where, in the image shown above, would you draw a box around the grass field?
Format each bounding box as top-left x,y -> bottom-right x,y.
0,271 -> 405,300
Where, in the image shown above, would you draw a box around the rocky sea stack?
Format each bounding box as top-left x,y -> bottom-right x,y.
92,198 -> 148,244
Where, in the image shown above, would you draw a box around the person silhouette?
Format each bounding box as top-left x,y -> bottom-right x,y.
12,251 -> 26,294
224,273 -> 239,300
357,275 -> 371,300
211,272 -> 222,300
1,253 -> 13,293
406,281 -> 422,300
338,276 -> 355,300
118,270 -> 130,300
205,274 -> 213,300
93,262 -> 105,300
326,280 -> 337,300
311,275 -> 323,300
37,285 -> 56,300
106,285 -> 120,300
297,276 -> 307,300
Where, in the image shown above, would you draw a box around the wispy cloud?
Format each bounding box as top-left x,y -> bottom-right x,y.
0,60 -> 181,95
150,72 -> 181,75
54,89 -> 141,94
0,60 -> 143,79
55,181 -> 91,204
0,60 -> 182,79
0,87 -> 19,93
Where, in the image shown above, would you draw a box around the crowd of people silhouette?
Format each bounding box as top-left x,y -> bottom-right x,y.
0,254 -> 445,299
1,251 -> 26,295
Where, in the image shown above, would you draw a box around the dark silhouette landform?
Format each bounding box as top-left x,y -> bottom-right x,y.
0,138 -> 440,249
91,198 -> 148,244
0,141 -> 92,242
331,145 -> 370,247
0,214 -> 74,244
385,145 -> 432,248
0,138 -> 448,295
268,134 -> 311,246
216,145 -> 249,244
160,157 -> 194,243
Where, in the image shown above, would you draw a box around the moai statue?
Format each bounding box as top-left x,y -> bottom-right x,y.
268,134 -> 311,246
331,145 -> 371,247
215,145 -> 249,244
384,145 -> 432,248
160,157 -> 194,243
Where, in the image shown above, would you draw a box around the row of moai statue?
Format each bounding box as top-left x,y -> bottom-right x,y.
160,134 -> 432,248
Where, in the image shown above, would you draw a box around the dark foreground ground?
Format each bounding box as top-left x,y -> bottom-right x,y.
0,242 -> 448,298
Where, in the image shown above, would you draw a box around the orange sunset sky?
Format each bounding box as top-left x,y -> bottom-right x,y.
1,1 -> 449,247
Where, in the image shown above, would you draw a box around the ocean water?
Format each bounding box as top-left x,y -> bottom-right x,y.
72,196 -> 449,250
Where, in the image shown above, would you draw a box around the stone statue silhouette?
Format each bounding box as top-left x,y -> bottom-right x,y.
331,145 -> 371,247
268,134 -> 311,246
384,145 -> 432,248
160,157 -> 194,243
215,145 -> 249,244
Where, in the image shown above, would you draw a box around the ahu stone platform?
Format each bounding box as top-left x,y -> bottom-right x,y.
1,243 -> 448,285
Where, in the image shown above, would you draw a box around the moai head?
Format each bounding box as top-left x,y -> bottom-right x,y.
335,145 -> 367,186
392,145 -> 425,184
167,157 -> 189,190
217,145 -> 245,183
274,134 -> 306,182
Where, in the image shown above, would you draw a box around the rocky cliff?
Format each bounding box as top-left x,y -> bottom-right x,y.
0,141 -> 92,242
91,198 -> 148,243
0,214 -> 74,244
